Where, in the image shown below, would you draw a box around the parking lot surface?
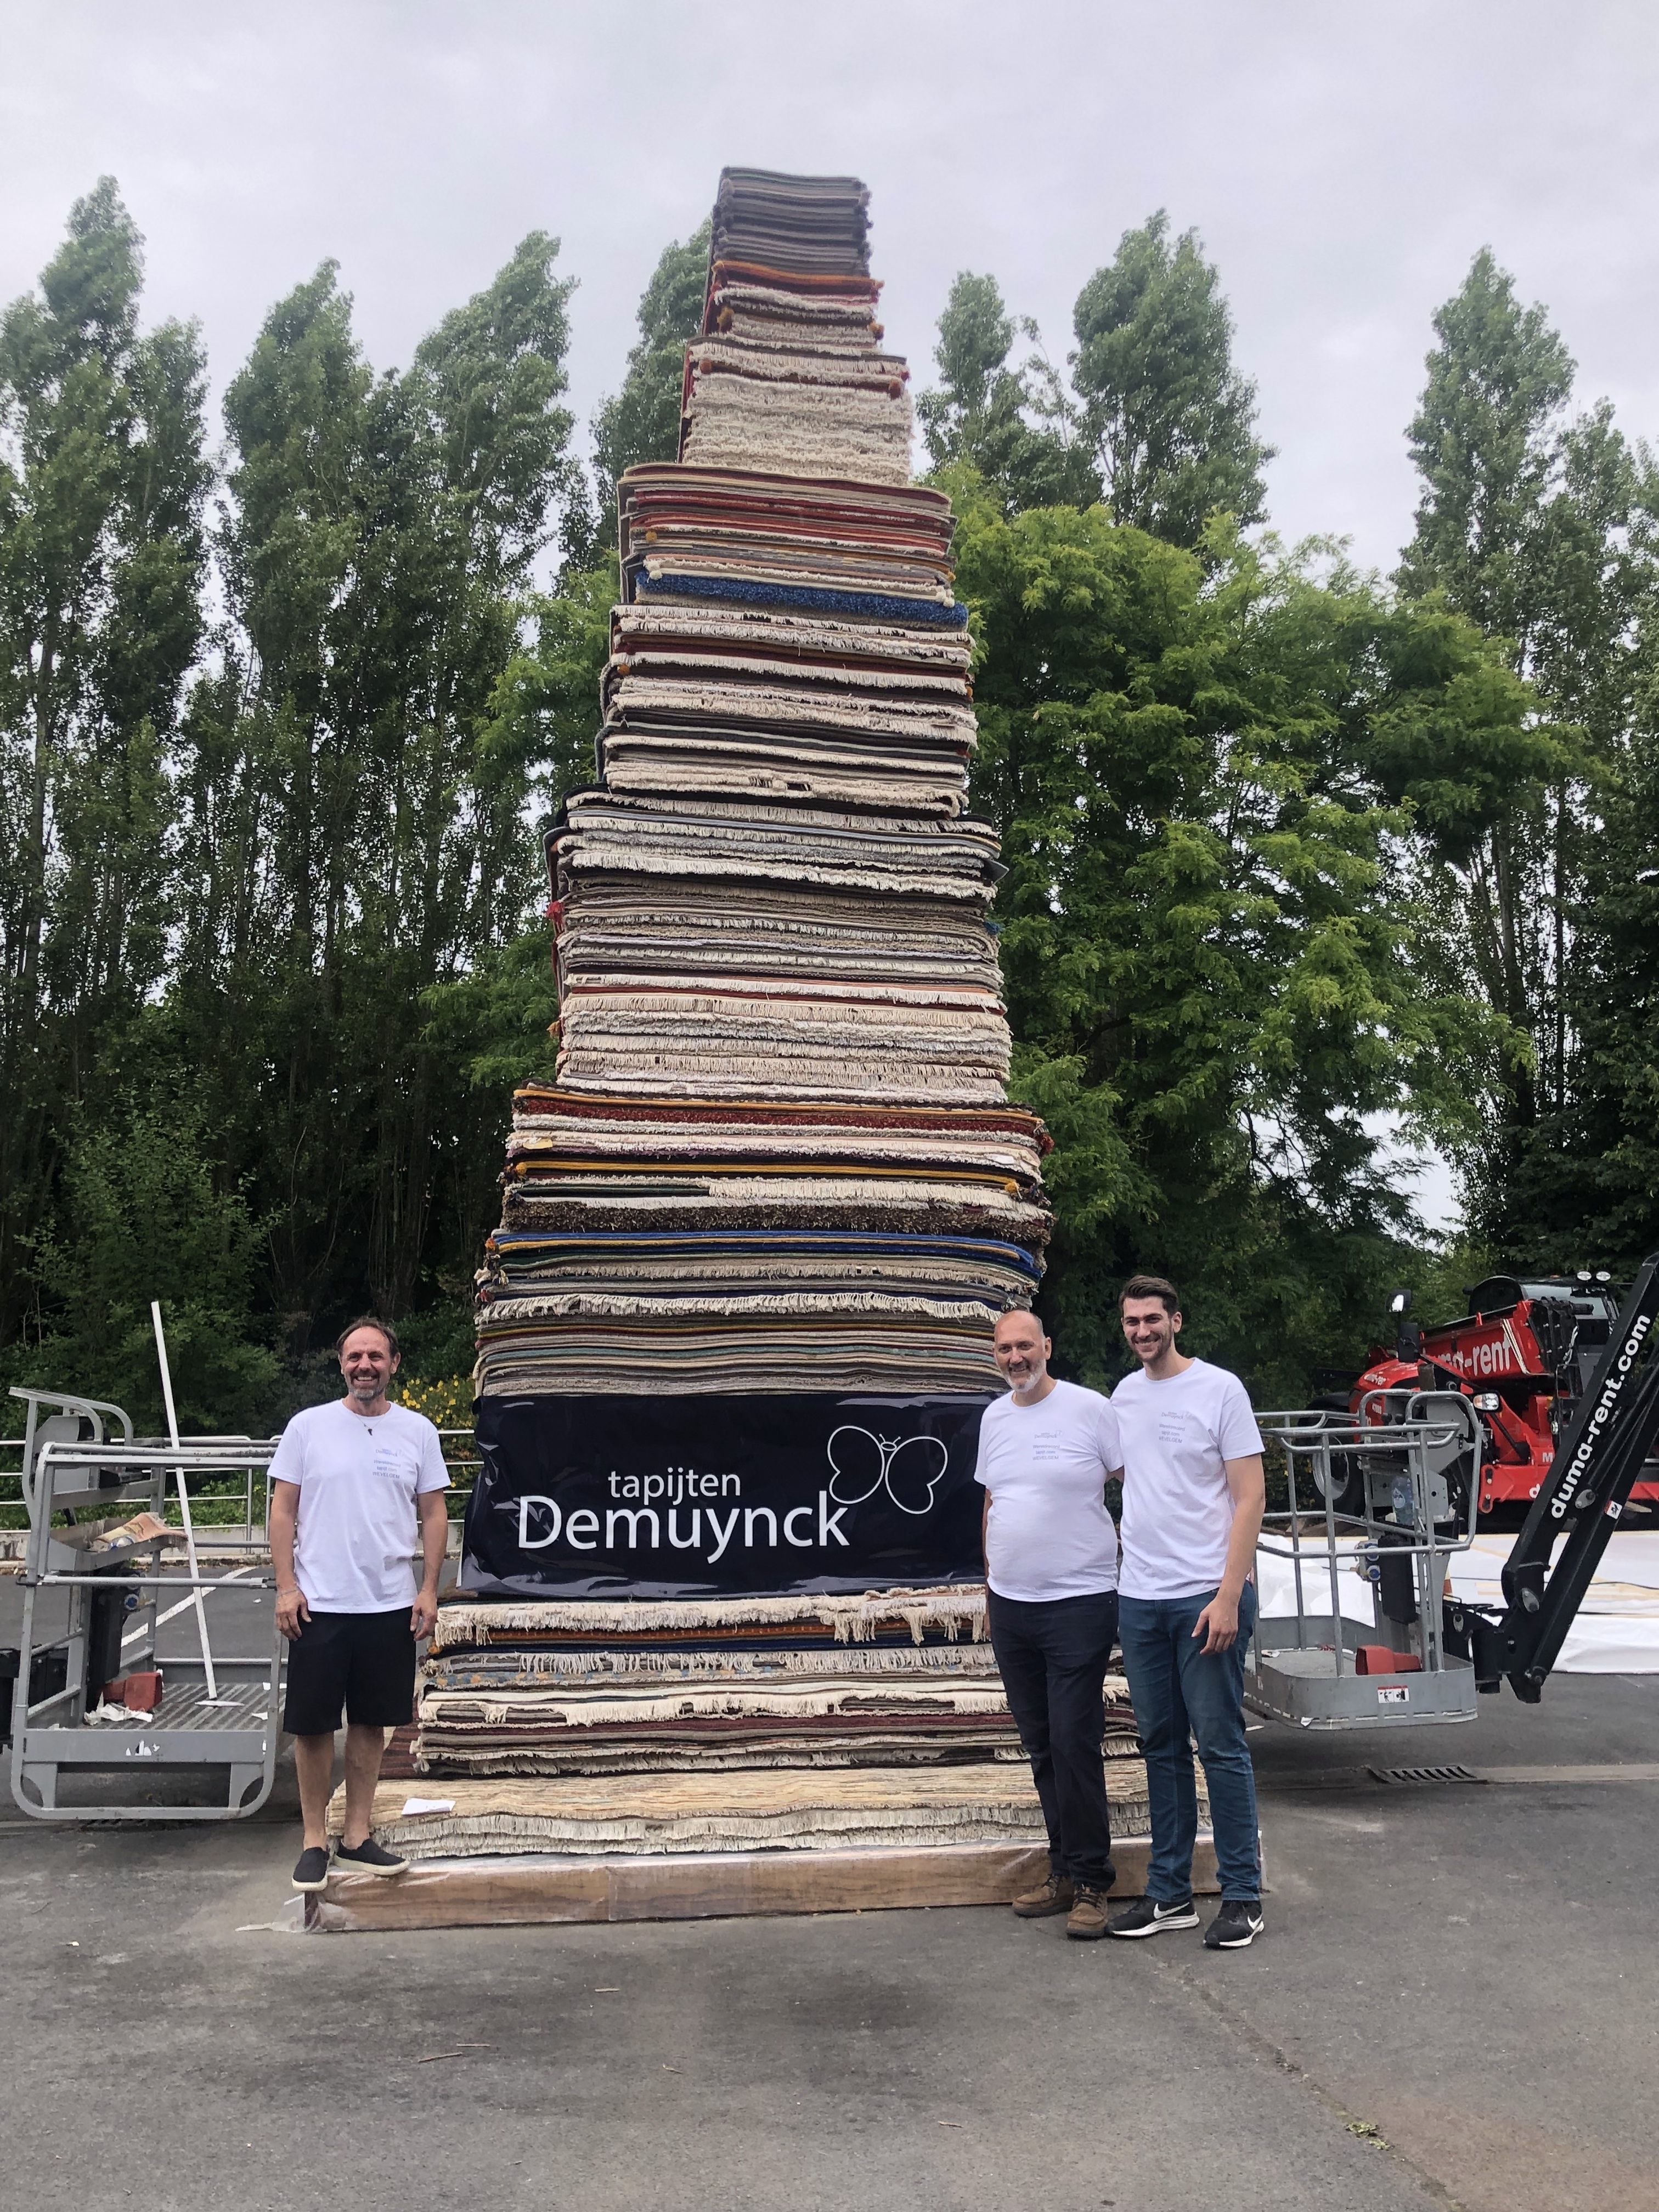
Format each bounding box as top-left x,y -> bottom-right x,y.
2,1575 -> 1655,2212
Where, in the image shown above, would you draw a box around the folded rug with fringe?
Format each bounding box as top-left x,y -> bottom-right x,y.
329,1760 -> 1175,1860
431,1586 -> 992,1653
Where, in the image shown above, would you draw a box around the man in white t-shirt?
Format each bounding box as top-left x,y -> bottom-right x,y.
1104,1274 -> 1267,1950
269,1317 -> 451,1894
975,1308 -> 1122,1940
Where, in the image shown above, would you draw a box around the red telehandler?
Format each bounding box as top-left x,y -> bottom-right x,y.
1322,1269 -> 1659,1520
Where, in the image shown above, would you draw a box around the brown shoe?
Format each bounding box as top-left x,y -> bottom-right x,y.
1012,1870 -> 1075,1918
1066,1884 -> 1112,1940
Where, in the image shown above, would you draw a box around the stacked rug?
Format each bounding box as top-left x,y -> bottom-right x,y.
680,172 -> 909,482
475,171 -> 1044,1406
478,1091 -> 1048,1395
358,171 -> 1173,1912
414,1590 -> 1143,1795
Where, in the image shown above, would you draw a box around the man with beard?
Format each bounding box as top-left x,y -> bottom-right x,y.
1106,1276 -> 1267,1950
976,1307 -> 1122,1939
270,1318 -> 451,1894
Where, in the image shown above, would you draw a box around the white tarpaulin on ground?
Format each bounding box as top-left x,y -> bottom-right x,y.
1253,1530 -> 1659,1674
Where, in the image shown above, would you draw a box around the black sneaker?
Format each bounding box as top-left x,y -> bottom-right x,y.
1107,1895 -> 1199,1938
292,1845 -> 331,1893
1203,1899 -> 1264,1949
334,1836 -> 410,1878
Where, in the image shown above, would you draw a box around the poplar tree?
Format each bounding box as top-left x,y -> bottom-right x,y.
918,272 -> 1097,514
1396,250 -> 1659,1256
0,179 -> 210,1345
1396,249 -> 1574,647
574,221 -> 710,557
1070,212 -> 1273,546
172,234 -> 579,1356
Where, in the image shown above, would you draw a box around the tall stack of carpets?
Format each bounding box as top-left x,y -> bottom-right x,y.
328,170 -> 1200,1921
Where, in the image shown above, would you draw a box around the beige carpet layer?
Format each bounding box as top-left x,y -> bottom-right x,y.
331,1758 -> 1181,1860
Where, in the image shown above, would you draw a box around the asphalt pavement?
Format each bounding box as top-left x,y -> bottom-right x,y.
2,1571 -> 1656,2212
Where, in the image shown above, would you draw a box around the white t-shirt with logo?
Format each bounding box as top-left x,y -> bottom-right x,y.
269,1400 -> 451,1612
1113,1358 -> 1263,1600
973,1378 -> 1122,1602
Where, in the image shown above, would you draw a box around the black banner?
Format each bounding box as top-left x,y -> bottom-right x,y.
461,1392 -> 994,1598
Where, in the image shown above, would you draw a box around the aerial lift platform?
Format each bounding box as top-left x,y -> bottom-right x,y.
4,1398 -> 283,1820
1246,1254 -> 1659,1730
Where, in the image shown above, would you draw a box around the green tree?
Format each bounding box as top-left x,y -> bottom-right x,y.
918,272 -> 1098,514
1070,212 -> 1273,546
952,477 -> 1526,1399
1499,541 -> 1659,1272
1396,251 -> 1659,1255
1396,249 -> 1575,645
479,553 -> 616,818
0,178 -> 209,1345
171,234 -> 578,1356
9,1105 -> 281,1432
573,221 -> 709,558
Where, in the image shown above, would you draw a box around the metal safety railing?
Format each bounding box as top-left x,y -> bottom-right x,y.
1248,1392 -> 1484,1730
1,1390 -> 481,1549
9,1437 -> 286,1820
7,1405 -> 482,1816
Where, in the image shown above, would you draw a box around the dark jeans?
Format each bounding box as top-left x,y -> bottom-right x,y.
1117,1583 -> 1260,1903
988,1587 -> 1120,1890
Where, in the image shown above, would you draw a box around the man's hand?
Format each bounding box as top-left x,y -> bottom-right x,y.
275,1584 -> 311,1642
410,1583 -> 440,1640
1192,1589 -> 1240,1655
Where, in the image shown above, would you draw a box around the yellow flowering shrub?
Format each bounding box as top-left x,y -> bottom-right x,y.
395,1374 -> 477,1483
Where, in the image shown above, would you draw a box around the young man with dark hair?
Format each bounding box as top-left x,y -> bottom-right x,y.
1105,1275 -> 1268,1950
270,1317 -> 451,1893
977,1307 -> 1123,1939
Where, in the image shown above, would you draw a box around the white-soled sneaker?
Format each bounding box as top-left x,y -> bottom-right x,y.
333,1835 -> 410,1878
1203,1899 -> 1265,1949
1106,1895 -> 1199,1938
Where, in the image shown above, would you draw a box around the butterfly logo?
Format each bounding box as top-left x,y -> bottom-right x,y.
826,1427 -> 950,1517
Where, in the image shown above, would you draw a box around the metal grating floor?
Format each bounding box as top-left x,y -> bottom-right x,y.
64,1678 -> 275,1735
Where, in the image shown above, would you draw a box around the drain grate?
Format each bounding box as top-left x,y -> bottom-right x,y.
1367,1763 -> 1485,1786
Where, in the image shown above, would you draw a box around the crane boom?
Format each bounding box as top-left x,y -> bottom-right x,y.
1457,1253 -> 1659,1701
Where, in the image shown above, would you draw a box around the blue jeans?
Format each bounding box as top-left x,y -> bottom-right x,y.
1117,1583 -> 1260,1902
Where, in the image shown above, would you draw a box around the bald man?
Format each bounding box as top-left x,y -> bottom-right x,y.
976,1310 -> 1122,1939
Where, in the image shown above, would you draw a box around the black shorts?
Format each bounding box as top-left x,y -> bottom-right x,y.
282,1607 -> 416,1735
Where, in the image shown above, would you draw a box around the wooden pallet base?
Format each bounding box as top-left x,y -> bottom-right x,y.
311,1832 -> 1220,1931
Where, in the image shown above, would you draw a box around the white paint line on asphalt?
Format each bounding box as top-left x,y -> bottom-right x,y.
121,1564 -> 258,1646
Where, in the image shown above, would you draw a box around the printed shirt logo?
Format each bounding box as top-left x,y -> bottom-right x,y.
827,1427 -> 949,1516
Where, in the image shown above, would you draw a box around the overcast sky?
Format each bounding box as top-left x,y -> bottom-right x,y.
6,0 -> 1655,1226
5,1 -> 1656,580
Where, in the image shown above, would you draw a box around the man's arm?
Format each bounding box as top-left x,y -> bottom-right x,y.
269,1480 -> 309,1641
981,1489 -> 990,1577
1192,1453 -> 1266,1655
413,1487 -> 448,1638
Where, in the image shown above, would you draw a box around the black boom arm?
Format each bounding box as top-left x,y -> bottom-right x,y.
1459,1253 -> 1659,1702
